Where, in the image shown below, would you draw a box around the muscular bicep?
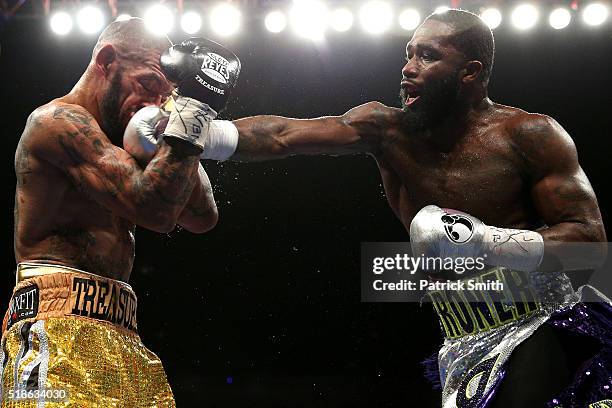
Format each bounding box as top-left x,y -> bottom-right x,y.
231,102 -> 385,161
30,106 -> 144,210
532,166 -> 601,235
520,116 -> 605,241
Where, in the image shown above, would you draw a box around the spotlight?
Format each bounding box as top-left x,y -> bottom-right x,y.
50,11 -> 73,35
399,9 -> 420,31
511,4 -> 539,30
360,1 -> 392,34
290,0 -> 328,40
181,11 -> 202,34
116,14 -> 132,22
582,3 -> 608,26
144,5 -> 174,35
480,8 -> 502,29
77,6 -> 105,34
549,8 -> 571,29
330,8 -> 353,32
265,11 -> 287,33
434,6 -> 450,14
210,3 -> 241,36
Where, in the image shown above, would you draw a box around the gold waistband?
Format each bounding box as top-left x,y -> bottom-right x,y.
18,262 -> 109,283
4,262 -> 138,335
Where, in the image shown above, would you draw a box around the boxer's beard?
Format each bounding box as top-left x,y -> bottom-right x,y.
399,69 -> 461,132
99,69 -> 123,144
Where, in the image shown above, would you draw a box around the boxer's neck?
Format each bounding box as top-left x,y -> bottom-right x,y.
61,67 -> 104,127
424,96 -> 493,150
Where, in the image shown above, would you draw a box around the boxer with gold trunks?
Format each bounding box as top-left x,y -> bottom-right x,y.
3,18 -> 240,406
1,263 -> 168,406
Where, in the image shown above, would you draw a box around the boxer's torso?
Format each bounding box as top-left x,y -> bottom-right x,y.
14,101 -> 135,281
374,103 -> 542,231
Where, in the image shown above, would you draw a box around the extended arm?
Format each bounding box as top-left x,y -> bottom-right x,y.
29,103 -> 200,233
230,102 -> 389,161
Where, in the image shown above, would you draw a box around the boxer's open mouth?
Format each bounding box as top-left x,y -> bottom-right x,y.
401,82 -> 421,107
406,94 -> 421,107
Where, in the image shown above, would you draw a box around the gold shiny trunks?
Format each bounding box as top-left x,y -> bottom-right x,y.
0,262 -> 175,407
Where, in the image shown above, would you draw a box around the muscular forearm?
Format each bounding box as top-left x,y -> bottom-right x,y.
231,113 -> 370,161
539,221 -> 607,271
539,220 -> 606,242
128,139 -> 201,232
230,102 -> 386,161
231,116 -> 290,161
177,164 -> 218,233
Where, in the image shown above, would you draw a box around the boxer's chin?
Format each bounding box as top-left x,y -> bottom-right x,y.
99,110 -> 124,145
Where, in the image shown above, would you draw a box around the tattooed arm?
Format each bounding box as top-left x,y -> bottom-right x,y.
513,114 -> 606,268
27,103 -> 201,233
230,102 -> 390,161
176,164 -> 218,233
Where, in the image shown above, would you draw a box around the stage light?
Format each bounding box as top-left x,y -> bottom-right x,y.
480,8 -> 502,29
330,8 -> 353,32
511,4 -> 539,30
583,3 -> 608,26
399,9 -> 420,31
360,1 -> 392,34
210,3 -> 241,36
144,5 -> 174,35
549,8 -> 571,29
77,6 -> 105,34
181,11 -> 202,34
265,10 -> 287,33
290,0 -> 328,40
116,14 -> 132,22
50,11 -> 73,35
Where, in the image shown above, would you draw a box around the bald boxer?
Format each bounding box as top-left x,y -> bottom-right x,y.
3,19 -> 240,406
202,9 -> 609,408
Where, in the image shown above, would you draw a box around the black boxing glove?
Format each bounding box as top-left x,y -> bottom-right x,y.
159,38 -> 240,152
160,37 -> 241,114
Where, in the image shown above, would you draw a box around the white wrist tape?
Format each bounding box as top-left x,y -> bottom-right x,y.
199,120 -> 239,161
163,96 -> 217,152
410,205 -> 545,274
482,226 -> 544,272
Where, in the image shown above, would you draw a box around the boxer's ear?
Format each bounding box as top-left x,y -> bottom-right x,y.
95,44 -> 117,76
461,60 -> 483,84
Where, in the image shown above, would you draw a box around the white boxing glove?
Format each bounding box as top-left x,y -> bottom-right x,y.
410,205 -> 544,273
124,104 -> 239,164
123,106 -> 169,165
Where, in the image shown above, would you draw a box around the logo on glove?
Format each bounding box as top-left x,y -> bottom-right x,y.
201,52 -> 230,84
441,213 -> 474,244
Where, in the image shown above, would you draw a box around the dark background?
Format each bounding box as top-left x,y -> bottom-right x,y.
1,11 -> 612,407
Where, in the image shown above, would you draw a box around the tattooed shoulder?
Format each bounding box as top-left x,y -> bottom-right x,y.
52,104 -> 95,126
510,113 -> 576,168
